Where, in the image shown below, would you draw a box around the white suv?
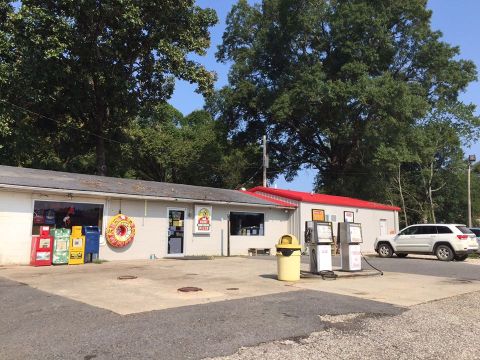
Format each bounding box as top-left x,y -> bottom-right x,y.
374,224 -> 479,261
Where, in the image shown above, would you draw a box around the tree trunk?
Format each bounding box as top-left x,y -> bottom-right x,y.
428,162 -> 436,223
397,164 -> 408,227
96,135 -> 106,176
95,113 -> 107,176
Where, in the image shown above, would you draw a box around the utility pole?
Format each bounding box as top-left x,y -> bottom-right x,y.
468,154 -> 476,227
262,135 -> 269,187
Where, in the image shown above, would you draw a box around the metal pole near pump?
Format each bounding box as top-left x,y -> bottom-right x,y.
227,213 -> 231,257
262,135 -> 269,187
468,154 -> 476,227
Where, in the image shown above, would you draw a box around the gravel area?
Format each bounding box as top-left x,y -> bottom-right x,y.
210,290 -> 480,360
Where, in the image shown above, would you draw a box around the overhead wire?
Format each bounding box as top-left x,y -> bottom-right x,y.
0,98 -> 123,144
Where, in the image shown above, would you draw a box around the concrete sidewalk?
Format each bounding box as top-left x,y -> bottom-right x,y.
2,257 -> 480,314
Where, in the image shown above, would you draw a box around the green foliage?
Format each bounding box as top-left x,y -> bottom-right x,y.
215,0 -> 480,224
123,104 -> 262,188
0,0 -> 218,174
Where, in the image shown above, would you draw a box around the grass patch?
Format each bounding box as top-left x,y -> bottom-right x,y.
93,259 -> 109,264
468,253 -> 479,259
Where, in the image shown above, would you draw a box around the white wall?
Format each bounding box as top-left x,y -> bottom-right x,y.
191,204 -> 291,256
0,188 -> 292,264
0,189 -> 107,264
0,190 -> 33,264
298,202 -> 398,252
100,200 -> 292,259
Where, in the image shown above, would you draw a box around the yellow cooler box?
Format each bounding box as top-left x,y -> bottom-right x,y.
69,226 -> 85,265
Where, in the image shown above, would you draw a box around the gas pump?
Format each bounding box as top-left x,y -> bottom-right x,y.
305,221 -> 334,273
338,222 -> 363,271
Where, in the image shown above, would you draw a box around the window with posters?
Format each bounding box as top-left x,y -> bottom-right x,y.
32,200 -> 103,235
230,212 -> 264,236
194,205 -> 212,234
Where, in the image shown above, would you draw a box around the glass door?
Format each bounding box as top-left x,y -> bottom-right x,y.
168,209 -> 185,255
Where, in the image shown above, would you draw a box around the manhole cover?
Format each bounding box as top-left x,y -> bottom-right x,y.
226,288 -> 239,291
117,275 -> 137,280
178,286 -> 203,292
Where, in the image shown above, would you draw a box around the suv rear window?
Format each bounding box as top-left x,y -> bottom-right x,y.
456,226 -> 474,234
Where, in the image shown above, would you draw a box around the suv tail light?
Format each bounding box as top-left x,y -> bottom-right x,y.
457,235 -> 469,240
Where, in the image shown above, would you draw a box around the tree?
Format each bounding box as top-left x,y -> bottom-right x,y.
123,103 -> 263,189
0,0 -> 217,175
215,0 -> 478,200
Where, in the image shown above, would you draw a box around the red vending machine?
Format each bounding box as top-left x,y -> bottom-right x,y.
30,226 -> 54,266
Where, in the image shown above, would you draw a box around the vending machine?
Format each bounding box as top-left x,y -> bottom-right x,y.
83,226 -> 100,263
338,222 -> 363,271
30,226 -> 53,266
305,221 -> 334,273
51,228 -> 70,265
68,226 -> 85,265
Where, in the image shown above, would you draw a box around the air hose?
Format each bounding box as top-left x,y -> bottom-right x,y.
318,270 -> 337,280
360,251 -> 383,275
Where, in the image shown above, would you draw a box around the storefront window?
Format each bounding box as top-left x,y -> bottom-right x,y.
32,201 -> 103,235
230,212 -> 264,236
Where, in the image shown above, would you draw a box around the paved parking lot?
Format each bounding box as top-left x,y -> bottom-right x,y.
1,255 -> 479,359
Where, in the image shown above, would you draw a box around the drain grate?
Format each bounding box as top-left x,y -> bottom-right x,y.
178,286 -> 203,292
117,275 -> 137,280
226,288 -> 239,291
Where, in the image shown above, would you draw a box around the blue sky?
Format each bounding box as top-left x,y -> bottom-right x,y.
168,0 -> 480,192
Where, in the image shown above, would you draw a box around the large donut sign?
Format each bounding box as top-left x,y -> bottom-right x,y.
106,214 -> 136,247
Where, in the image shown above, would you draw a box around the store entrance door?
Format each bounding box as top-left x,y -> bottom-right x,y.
168,209 -> 185,255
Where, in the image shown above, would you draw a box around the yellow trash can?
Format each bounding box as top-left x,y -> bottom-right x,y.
276,234 -> 302,281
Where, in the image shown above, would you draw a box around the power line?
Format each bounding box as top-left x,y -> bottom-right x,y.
234,165 -> 263,190
0,98 -> 123,144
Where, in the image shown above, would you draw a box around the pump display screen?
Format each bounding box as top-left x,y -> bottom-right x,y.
349,224 -> 363,243
316,223 -> 333,242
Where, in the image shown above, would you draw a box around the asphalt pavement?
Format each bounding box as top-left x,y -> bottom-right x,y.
212,290 -> 480,360
2,256 -> 479,359
256,254 -> 480,281
0,276 -> 402,360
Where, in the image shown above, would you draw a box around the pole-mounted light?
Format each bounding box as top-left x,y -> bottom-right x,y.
467,154 -> 476,227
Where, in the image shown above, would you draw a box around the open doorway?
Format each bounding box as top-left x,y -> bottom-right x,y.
168,209 -> 185,255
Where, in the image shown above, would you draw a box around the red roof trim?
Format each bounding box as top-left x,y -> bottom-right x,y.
239,190 -> 298,208
248,186 -> 400,211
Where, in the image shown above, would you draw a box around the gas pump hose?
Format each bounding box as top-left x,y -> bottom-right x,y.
360,251 -> 383,275
318,270 -> 337,280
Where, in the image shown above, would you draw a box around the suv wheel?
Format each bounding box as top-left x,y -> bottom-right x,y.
435,245 -> 454,261
377,243 -> 393,258
454,254 -> 468,261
